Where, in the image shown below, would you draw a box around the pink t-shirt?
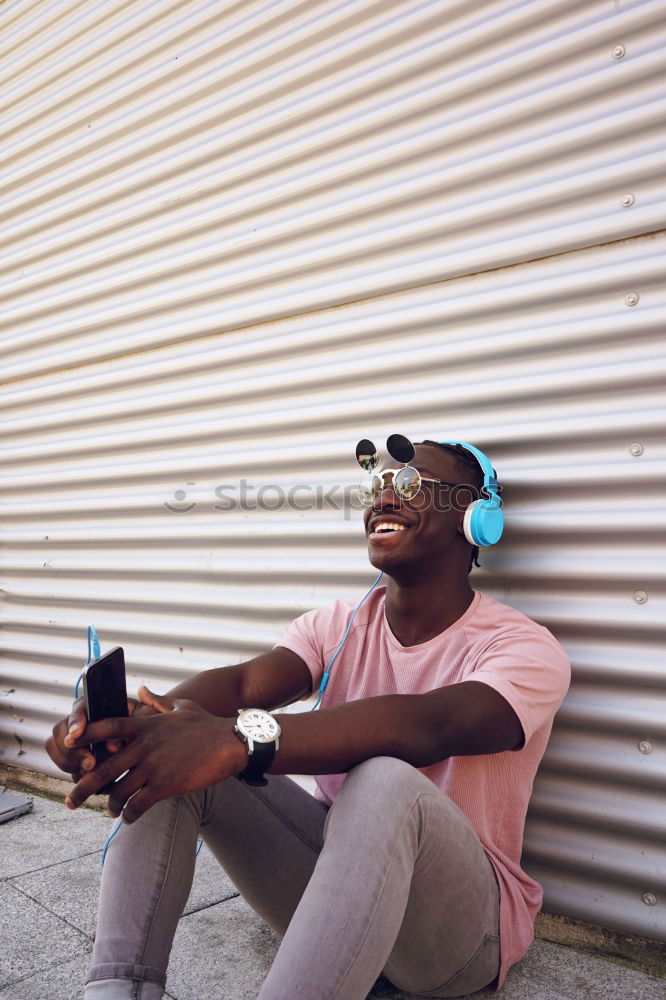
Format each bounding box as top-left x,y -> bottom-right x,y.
276,587 -> 570,987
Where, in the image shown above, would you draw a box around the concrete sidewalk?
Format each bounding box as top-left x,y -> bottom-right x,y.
1,789 -> 663,1000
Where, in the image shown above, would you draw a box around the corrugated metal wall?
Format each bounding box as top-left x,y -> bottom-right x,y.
1,0 -> 664,942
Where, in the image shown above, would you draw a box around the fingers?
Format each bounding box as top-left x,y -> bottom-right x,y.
66,698 -> 88,741
137,685 -> 174,714
69,697 -> 139,755
107,766 -> 148,818
121,785 -> 159,825
68,714 -> 137,747
65,741 -> 139,810
131,704 -> 160,719
45,715 -> 96,777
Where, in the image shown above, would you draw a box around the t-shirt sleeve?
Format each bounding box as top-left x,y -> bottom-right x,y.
466,628 -> 571,745
274,606 -> 333,692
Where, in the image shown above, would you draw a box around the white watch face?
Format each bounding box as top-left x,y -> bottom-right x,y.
238,709 -> 280,743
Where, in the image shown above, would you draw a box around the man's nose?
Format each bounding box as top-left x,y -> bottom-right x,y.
373,477 -> 402,508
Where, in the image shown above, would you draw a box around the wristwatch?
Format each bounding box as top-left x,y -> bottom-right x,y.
233,708 -> 281,786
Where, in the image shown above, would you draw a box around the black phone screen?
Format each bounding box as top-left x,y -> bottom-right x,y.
82,646 -> 129,775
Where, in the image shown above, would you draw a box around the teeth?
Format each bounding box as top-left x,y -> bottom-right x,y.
374,522 -> 406,533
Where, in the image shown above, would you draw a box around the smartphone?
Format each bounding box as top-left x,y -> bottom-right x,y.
81,646 -> 129,790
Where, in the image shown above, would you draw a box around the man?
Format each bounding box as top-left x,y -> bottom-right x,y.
46,438 -> 570,1000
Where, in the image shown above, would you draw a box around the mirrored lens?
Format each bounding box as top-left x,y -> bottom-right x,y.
356,439 -> 378,471
358,473 -> 381,506
386,434 -> 415,465
394,466 -> 421,500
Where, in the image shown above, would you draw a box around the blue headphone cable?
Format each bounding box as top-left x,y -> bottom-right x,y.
310,571 -> 384,711
74,625 -> 100,699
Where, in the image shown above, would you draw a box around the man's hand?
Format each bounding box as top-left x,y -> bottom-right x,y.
64,686 -> 248,823
45,696 -> 156,782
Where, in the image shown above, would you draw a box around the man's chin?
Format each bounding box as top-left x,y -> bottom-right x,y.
367,540 -> 414,574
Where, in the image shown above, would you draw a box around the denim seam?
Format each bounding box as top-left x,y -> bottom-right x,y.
242,781 -> 324,855
419,931 -> 500,996
138,797 -> 183,979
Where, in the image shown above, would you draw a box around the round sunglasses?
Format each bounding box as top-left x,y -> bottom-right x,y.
356,435 -> 458,507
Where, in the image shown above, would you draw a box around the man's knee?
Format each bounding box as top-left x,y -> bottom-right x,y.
329,756 -> 433,822
346,755 -> 427,795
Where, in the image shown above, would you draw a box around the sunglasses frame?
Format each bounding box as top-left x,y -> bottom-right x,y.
358,467 -> 462,507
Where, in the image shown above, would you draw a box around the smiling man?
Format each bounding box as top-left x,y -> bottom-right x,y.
46,437 -> 570,1000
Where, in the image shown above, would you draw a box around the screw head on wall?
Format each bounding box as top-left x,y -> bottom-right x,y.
613,45 -> 626,59
621,193 -> 635,207
625,293 -> 639,306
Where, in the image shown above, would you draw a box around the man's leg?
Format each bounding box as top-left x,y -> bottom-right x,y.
85,774 -> 329,999
258,757 -> 500,1000
201,772 -> 329,935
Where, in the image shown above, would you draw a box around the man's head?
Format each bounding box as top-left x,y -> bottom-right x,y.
361,439 -> 501,582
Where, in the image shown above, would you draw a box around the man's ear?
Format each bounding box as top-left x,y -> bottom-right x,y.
454,507 -> 467,539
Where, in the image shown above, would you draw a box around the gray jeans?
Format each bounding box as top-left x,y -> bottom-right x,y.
85,756 -> 500,999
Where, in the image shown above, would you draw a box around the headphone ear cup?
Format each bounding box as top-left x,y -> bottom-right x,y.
463,498 -> 504,547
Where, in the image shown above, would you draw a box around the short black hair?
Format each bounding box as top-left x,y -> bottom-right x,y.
416,440 -> 500,572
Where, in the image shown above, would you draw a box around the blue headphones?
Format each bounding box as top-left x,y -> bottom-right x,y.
441,440 -> 503,547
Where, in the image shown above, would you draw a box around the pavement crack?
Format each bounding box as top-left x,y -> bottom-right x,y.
7,881 -> 95,941
0,951 -> 89,992
1,847 -> 102,881
182,890 -> 240,916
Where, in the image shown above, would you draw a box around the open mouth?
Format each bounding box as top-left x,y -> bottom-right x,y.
369,520 -> 409,540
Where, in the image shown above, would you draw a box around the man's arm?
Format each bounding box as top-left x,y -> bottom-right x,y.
270,680 -> 523,776
164,646 -> 313,716
48,647 -> 310,780
64,674 -> 523,819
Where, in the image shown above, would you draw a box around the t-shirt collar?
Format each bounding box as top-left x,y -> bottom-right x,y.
382,590 -> 482,651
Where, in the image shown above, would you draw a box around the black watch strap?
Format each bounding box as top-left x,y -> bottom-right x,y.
237,741 -> 276,786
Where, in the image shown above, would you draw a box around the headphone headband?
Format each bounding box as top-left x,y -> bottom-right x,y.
440,441 -> 499,496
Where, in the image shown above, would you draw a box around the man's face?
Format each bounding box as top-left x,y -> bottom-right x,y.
362,443 -> 474,576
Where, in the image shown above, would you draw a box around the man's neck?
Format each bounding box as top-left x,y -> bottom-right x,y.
383,575 -> 475,647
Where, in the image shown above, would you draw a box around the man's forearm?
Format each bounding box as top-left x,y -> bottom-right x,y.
270,696 -> 403,775
268,682 -> 523,776
164,648 -> 313,719
166,665 -> 245,717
